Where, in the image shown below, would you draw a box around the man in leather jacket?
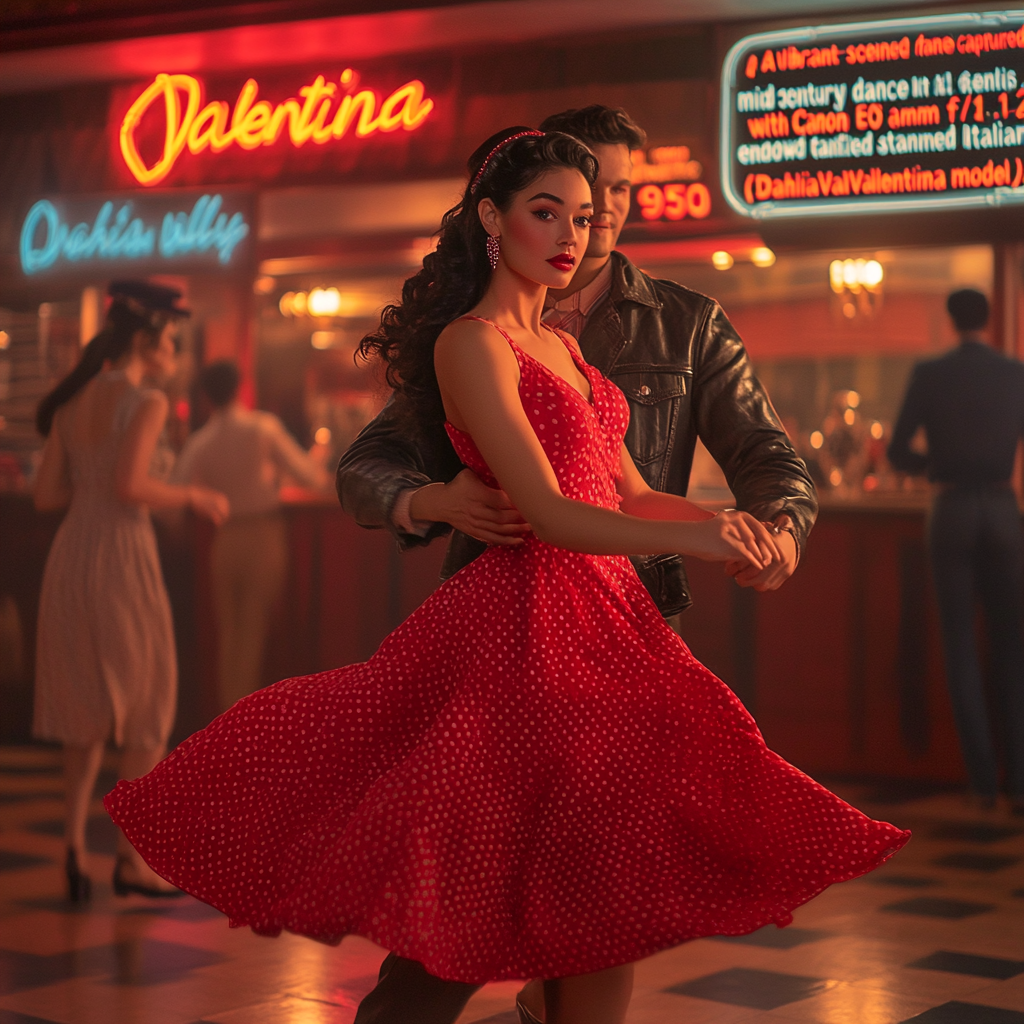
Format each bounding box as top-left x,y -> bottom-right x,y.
340,106 -> 817,1024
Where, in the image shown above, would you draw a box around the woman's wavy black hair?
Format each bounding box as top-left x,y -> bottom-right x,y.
36,300 -> 173,437
358,127 -> 598,431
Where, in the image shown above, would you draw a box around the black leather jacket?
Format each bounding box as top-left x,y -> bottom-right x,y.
337,251 -> 817,615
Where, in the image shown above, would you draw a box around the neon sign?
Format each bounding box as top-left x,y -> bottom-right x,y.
120,71 -> 435,186
721,10 -> 1024,219
20,193 -> 252,274
627,146 -> 712,224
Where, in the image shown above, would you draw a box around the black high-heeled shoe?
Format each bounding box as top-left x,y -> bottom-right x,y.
65,848 -> 92,903
112,856 -> 184,898
516,991 -> 543,1024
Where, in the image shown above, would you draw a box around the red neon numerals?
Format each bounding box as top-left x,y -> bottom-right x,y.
636,182 -> 711,221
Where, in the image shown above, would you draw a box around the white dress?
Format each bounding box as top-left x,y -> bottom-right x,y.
34,375 -> 176,749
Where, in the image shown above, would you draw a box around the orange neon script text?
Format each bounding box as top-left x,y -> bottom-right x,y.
120,70 -> 435,186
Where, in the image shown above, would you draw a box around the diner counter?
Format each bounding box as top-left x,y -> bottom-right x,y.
0,489 -> 969,785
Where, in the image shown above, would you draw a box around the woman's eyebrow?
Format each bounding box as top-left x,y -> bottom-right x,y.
527,192 -> 564,203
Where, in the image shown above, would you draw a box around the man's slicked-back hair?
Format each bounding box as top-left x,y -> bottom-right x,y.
947,288 -> 990,333
539,105 -> 647,152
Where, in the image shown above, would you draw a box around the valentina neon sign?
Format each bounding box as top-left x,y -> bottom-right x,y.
120,70 -> 435,185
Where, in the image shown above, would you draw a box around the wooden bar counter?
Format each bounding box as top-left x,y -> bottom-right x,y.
0,490 -> 969,787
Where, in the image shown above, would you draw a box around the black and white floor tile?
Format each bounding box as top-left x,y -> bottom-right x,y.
0,746 -> 1021,1023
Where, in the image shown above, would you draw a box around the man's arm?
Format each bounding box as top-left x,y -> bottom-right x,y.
691,301 -> 818,559
336,392 -> 456,548
887,368 -> 928,476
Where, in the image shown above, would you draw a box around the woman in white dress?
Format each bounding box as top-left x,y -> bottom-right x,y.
33,280 -> 228,901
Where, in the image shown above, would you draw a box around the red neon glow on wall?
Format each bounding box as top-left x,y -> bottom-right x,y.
120,70 -> 435,186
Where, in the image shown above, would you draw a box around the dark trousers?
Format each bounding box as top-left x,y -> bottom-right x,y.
353,953 -> 480,1024
928,487 -> 1024,797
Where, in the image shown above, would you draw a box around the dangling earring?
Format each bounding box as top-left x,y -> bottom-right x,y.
486,234 -> 500,270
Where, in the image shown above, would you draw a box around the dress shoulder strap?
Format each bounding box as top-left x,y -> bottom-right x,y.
455,315 -> 518,348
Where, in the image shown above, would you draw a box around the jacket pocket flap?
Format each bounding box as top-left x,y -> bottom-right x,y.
614,372 -> 687,405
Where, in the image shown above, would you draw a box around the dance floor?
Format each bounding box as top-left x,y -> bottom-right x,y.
0,744 -> 1021,1024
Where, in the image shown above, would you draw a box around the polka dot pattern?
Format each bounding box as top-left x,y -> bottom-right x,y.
105,320 -> 910,985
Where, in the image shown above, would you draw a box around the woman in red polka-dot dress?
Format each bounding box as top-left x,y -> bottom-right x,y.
106,129 -> 908,1023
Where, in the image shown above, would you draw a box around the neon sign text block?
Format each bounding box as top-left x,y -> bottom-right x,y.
120,71 -> 434,186
721,11 -> 1024,219
20,192 -> 253,275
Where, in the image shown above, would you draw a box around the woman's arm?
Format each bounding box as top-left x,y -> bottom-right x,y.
34,426 -> 72,511
615,445 -> 715,522
116,391 -> 229,524
435,320 -> 779,566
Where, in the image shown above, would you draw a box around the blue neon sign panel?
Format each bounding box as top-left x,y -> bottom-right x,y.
20,192 -> 252,275
721,11 -> 1024,219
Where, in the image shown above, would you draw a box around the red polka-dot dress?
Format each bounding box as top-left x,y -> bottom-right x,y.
106,317 -> 909,984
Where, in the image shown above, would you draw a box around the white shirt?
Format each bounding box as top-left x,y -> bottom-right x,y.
174,406 -> 322,519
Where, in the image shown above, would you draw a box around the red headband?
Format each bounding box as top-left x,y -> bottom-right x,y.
470,130 -> 545,193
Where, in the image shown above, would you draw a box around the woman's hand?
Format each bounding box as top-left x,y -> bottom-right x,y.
189,486 -> 230,526
680,510 -> 783,570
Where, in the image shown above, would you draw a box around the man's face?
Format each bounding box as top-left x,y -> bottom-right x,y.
586,143 -> 633,259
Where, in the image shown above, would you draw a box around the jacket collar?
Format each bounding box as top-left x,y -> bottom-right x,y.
609,250 -> 663,310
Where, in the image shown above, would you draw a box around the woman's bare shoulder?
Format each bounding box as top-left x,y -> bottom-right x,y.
435,316 -> 516,369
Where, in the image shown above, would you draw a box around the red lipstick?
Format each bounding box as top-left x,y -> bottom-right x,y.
547,253 -> 575,272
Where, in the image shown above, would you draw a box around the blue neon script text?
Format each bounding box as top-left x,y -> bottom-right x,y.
20,194 -> 250,274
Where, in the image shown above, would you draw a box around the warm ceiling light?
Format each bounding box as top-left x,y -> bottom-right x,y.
829,468 -> 843,486
314,426 -> 332,445
844,408 -> 856,426
311,330 -> 336,349
751,246 -> 776,267
810,430 -> 824,449
279,292 -> 295,316
831,257 -> 884,293
712,250 -> 734,270
846,390 -> 860,408
863,259 -> 884,288
0,331 -> 9,350
308,287 -> 342,317
870,420 -> 884,439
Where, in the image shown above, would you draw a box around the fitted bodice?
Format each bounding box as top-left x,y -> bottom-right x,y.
57,373 -> 153,522
444,318 -> 629,513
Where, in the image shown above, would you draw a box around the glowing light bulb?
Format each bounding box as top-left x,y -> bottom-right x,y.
870,421 -> 884,439
712,251 -> 734,271
311,331 -> 335,349
810,431 -> 824,449
0,330 -> 9,350
847,391 -> 860,408
314,427 -> 332,445
829,260 -> 845,293
292,291 -> 308,315
278,292 -> 295,316
751,246 -> 776,268
308,287 -> 342,317
829,468 -> 843,486
844,408 -> 856,426
863,259 -> 884,288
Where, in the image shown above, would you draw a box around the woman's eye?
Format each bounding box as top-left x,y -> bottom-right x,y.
532,208 -> 554,220
575,217 -> 591,227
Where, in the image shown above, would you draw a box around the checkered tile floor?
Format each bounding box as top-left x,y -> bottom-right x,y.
0,746 -> 1022,1023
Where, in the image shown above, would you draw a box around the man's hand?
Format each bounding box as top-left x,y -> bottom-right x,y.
409,469 -> 531,545
725,514 -> 799,591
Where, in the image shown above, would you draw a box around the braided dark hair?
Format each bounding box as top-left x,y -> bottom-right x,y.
358,127 -> 598,431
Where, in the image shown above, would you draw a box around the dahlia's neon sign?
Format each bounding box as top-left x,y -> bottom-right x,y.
120,70 -> 435,186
